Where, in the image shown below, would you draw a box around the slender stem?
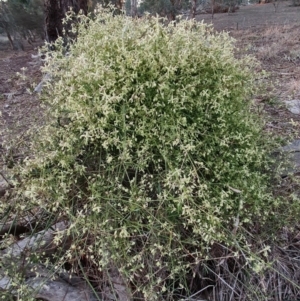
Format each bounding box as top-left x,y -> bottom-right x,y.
0,171 -> 14,188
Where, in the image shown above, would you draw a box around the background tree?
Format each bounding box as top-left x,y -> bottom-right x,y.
131,0 -> 137,17
0,0 -> 44,50
191,0 -> 197,18
44,0 -> 131,43
0,2 -> 14,49
139,0 -> 189,20
44,0 -> 88,43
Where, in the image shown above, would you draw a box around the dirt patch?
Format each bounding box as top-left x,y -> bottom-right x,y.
230,22 -> 300,140
0,44 -> 43,169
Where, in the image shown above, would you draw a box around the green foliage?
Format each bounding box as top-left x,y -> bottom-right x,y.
14,9 -> 276,299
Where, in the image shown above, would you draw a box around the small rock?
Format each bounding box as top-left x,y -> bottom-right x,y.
34,73 -> 52,93
0,179 -> 7,189
275,139 -> 300,177
31,54 -> 41,59
0,275 -> 10,288
3,93 -> 15,101
280,139 -> 300,152
285,99 -> 300,115
0,174 -> 11,197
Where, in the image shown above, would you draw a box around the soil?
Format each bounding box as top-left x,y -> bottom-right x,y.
0,41 -> 43,174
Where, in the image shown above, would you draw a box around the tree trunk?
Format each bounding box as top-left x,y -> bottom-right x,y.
2,25 -> 24,51
131,0 -> 137,17
60,0 -> 88,16
191,0 -> 197,18
169,0 -> 176,21
273,0 -> 280,12
44,0 -> 88,43
115,0 -> 123,12
4,26 -> 14,50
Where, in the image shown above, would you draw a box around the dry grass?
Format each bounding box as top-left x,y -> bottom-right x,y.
198,2 -> 300,31
231,23 -> 300,61
253,24 -> 300,61
229,22 -> 300,141
286,79 -> 300,99
0,48 -> 43,186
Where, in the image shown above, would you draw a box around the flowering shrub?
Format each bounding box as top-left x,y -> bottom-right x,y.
17,9 -> 274,299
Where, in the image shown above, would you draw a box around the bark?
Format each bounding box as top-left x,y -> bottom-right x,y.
115,0 -> 123,11
130,0 -> 137,17
44,0 -> 63,43
5,28 -> 14,50
191,0 -> 197,18
60,0 -> 88,16
44,0 -> 88,43
169,0 -> 176,21
1,23 -> 15,50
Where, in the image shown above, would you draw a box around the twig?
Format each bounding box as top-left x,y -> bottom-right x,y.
183,285 -> 213,300
0,171 -> 13,188
206,265 -> 239,295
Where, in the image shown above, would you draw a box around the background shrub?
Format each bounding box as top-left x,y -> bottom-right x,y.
16,9 -> 274,300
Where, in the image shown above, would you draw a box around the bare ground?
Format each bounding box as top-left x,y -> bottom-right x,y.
0,42 -> 43,168
199,1 -> 300,30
